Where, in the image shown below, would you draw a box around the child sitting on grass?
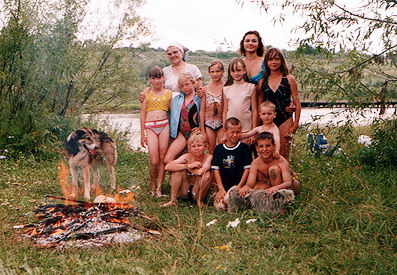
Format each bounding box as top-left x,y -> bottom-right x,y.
240,101 -> 281,153
239,132 -> 300,197
161,131 -> 212,208
211,117 -> 253,211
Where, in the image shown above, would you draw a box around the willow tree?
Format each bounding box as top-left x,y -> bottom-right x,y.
241,0 -> 397,111
0,0 -> 149,154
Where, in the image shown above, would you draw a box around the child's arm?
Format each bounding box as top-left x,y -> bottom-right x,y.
273,127 -> 281,153
139,88 -> 149,103
190,154 -> 213,176
237,168 -> 250,188
196,78 -> 203,91
246,85 -> 258,144
250,86 -> 258,128
140,97 -> 147,147
266,160 -> 292,194
239,162 -> 257,197
199,92 -> 206,133
222,92 -> 228,128
240,126 -> 260,140
287,75 -> 301,136
213,169 -> 226,202
165,154 -> 190,172
256,81 -> 264,126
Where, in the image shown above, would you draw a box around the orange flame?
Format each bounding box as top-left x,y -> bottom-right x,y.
58,162 -> 75,203
50,228 -> 66,236
58,161 -> 136,206
113,188 -> 136,206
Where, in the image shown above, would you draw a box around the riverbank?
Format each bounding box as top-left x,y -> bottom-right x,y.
82,107 -> 396,150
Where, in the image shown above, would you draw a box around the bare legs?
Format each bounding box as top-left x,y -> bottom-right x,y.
164,133 -> 187,165
205,127 -> 224,154
146,125 -> 169,197
161,170 -> 212,207
278,118 -> 293,161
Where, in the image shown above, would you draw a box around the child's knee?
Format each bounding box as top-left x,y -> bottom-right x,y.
292,179 -> 300,195
164,156 -> 173,165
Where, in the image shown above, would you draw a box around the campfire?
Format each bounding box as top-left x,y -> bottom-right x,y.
14,162 -> 159,248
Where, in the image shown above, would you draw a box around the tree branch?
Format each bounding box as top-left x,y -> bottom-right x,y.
337,44 -> 397,75
333,2 -> 397,25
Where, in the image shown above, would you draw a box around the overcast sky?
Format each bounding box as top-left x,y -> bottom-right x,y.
138,0 -> 299,51
79,0 -> 301,52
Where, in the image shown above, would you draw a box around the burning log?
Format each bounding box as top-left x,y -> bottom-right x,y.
15,195 -> 159,248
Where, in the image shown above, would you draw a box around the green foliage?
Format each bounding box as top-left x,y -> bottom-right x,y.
0,0 -> 149,156
357,118 -> 397,166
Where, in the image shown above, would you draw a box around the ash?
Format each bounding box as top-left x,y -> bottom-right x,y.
36,220 -> 143,248
17,197 -> 153,249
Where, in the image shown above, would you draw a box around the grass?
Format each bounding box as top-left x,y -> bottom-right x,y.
0,132 -> 396,274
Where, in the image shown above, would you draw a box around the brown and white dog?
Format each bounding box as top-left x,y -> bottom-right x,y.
64,128 -> 117,200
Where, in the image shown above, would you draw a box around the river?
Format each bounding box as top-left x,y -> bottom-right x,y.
82,107 -> 396,150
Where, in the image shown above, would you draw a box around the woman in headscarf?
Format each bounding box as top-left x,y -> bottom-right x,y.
163,42 -> 203,96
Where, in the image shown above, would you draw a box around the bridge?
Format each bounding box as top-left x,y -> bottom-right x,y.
301,101 -> 397,108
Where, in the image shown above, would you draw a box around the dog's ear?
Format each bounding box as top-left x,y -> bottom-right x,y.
75,129 -> 86,138
272,191 -> 283,200
65,131 -> 82,156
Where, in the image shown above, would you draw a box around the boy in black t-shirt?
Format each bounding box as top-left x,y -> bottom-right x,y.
211,117 -> 252,210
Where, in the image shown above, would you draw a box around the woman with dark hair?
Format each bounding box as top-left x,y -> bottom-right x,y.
259,48 -> 301,160
239,30 -> 266,86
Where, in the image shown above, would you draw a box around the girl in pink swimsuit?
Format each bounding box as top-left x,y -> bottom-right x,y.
222,58 -> 257,145
199,60 -> 225,154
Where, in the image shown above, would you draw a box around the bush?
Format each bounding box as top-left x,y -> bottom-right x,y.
0,108 -> 78,159
357,118 -> 397,166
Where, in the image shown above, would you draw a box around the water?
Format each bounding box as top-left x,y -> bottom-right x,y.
82,107 -> 396,150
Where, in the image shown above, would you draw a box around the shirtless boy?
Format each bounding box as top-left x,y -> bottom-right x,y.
161,131 -> 212,208
239,132 -> 300,197
240,101 -> 281,153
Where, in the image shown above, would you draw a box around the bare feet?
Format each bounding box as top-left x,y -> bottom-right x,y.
155,187 -> 163,198
161,201 -> 176,207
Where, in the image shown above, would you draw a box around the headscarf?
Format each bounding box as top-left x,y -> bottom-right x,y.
167,42 -> 189,61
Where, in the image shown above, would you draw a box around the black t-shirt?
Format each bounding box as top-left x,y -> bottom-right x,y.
211,142 -> 252,191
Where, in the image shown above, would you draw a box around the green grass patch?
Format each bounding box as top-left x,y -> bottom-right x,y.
0,132 -> 396,274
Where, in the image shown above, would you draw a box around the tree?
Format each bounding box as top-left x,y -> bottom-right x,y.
0,0 -> 149,155
239,0 -> 397,109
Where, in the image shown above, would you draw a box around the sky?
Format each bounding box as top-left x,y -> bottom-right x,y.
137,0 -> 299,51
1,0 -> 386,53
81,0 -> 301,52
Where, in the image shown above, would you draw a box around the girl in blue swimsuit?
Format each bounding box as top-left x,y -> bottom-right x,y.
260,48 -> 301,160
